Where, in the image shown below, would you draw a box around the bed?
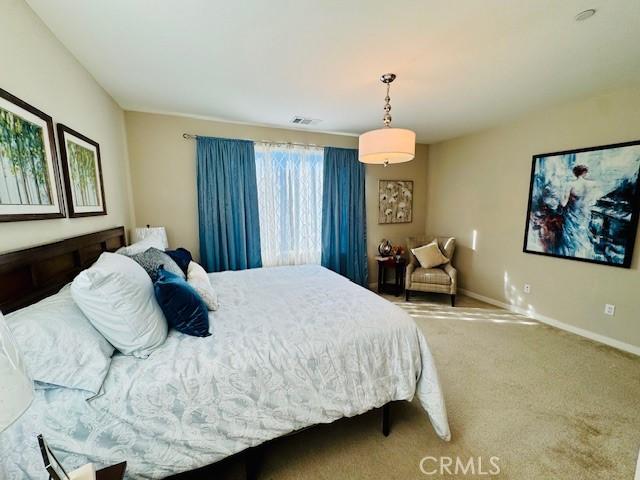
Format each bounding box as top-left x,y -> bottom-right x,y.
0,227 -> 450,479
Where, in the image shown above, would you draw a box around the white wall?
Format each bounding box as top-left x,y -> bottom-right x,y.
0,0 -> 133,252
426,85 -> 640,351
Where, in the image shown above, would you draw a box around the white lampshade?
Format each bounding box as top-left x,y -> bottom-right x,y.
0,311 -> 33,432
132,226 -> 169,249
358,128 -> 416,165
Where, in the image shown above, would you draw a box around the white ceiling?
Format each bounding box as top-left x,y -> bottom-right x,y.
27,0 -> 640,143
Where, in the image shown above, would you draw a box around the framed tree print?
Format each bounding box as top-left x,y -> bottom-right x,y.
0,87 -> 65,221
523,140 -> 640,268
57,124 -> 106,217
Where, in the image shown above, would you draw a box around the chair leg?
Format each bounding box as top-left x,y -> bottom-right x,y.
450,294 -> 456,307
405,289 -> 410,301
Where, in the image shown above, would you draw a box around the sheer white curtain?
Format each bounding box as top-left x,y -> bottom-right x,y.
254,142 -> 323,267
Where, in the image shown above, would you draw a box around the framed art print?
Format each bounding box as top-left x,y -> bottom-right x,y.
523,140 -> 640,268
57,124 -> 106,217
379,180 -> 413,224
0,87 -> 65,221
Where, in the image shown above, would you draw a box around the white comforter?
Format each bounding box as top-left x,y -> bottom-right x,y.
0,265 -> 450,479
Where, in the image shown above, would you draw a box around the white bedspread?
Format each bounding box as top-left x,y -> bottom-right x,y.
0,265 -> 450,479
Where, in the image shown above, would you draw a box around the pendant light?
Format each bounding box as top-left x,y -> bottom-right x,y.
359,73 -> 416,166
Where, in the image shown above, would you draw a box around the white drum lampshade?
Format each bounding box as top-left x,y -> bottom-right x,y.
358,128 -> 416,165
132,226 -> 168,249
0,311 -> 33,431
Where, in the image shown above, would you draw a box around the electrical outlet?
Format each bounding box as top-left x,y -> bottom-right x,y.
604,304 -> 615,316
523,284 -> 531,294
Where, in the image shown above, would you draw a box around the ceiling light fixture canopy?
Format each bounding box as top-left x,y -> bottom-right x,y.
359,73 -> 415,166
575,9 -> 596,21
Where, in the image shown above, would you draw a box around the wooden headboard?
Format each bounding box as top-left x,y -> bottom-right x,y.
0,227 -> 126,313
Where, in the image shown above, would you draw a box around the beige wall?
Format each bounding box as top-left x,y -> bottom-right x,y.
125,111 -> 428,283
426,85 -> 640,349
0,0 -> 133,253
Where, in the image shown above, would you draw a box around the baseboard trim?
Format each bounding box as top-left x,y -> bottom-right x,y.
459,288 -> 640,357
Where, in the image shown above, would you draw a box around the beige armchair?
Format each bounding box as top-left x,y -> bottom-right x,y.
405,236 -> 457,306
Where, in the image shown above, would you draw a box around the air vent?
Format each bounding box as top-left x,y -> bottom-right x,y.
291,116 -> 321,126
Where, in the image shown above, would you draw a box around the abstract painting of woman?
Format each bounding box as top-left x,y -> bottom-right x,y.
525,142 -> 640,267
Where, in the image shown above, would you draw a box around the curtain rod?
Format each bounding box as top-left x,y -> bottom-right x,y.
182,132 -> 339,149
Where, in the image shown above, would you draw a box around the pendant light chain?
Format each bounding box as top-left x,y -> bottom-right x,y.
383,82 -> 392,128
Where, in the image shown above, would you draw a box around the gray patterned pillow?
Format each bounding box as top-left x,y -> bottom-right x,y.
130,247 -> 185,283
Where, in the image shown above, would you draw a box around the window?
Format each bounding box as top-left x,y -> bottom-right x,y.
254,143 -> 323,267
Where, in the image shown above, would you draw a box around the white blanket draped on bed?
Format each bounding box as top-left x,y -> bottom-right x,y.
0,265 -> 450,479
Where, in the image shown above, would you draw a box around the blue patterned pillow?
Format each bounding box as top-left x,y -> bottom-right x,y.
154,267 -> 211,337
130,247 -> 185,283
165,248 -> 192,275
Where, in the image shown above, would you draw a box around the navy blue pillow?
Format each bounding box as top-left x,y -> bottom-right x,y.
154,267 -> 211,337
165,248 -> 193,275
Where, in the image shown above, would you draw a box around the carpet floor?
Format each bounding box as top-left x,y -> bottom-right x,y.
215,293 -> 640,479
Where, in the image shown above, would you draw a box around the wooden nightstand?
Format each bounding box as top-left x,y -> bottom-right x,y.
96,462 -> 127,480
376,257 -> 406,296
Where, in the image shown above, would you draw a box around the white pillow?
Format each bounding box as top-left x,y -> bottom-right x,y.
5,285 -> 114,396
411,241 -> 450,269
116,235 -> 165,256
187,261 -> 219,311
71,252 -> 168,358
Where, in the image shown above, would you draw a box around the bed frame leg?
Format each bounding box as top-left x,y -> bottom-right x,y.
246,445 -> 263,480
382,403 -> 391,437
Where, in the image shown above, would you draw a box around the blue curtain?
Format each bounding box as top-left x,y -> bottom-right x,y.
321,147 -> 368,286
197,137 -> 262,272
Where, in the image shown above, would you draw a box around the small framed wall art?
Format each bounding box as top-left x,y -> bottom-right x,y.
57,124 -> 106,217
378,180 -> 413,224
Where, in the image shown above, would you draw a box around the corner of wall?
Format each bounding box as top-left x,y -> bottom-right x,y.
120,110 -> 136,238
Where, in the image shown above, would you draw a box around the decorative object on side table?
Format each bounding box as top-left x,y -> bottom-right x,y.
378,180 -> 413,224
390,244 -> 405,262
57,124 -> 106,217
378,239 -> 393,256
0,87 -> 65,221
376,247 -> 407,297
523,140 -> 640,268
